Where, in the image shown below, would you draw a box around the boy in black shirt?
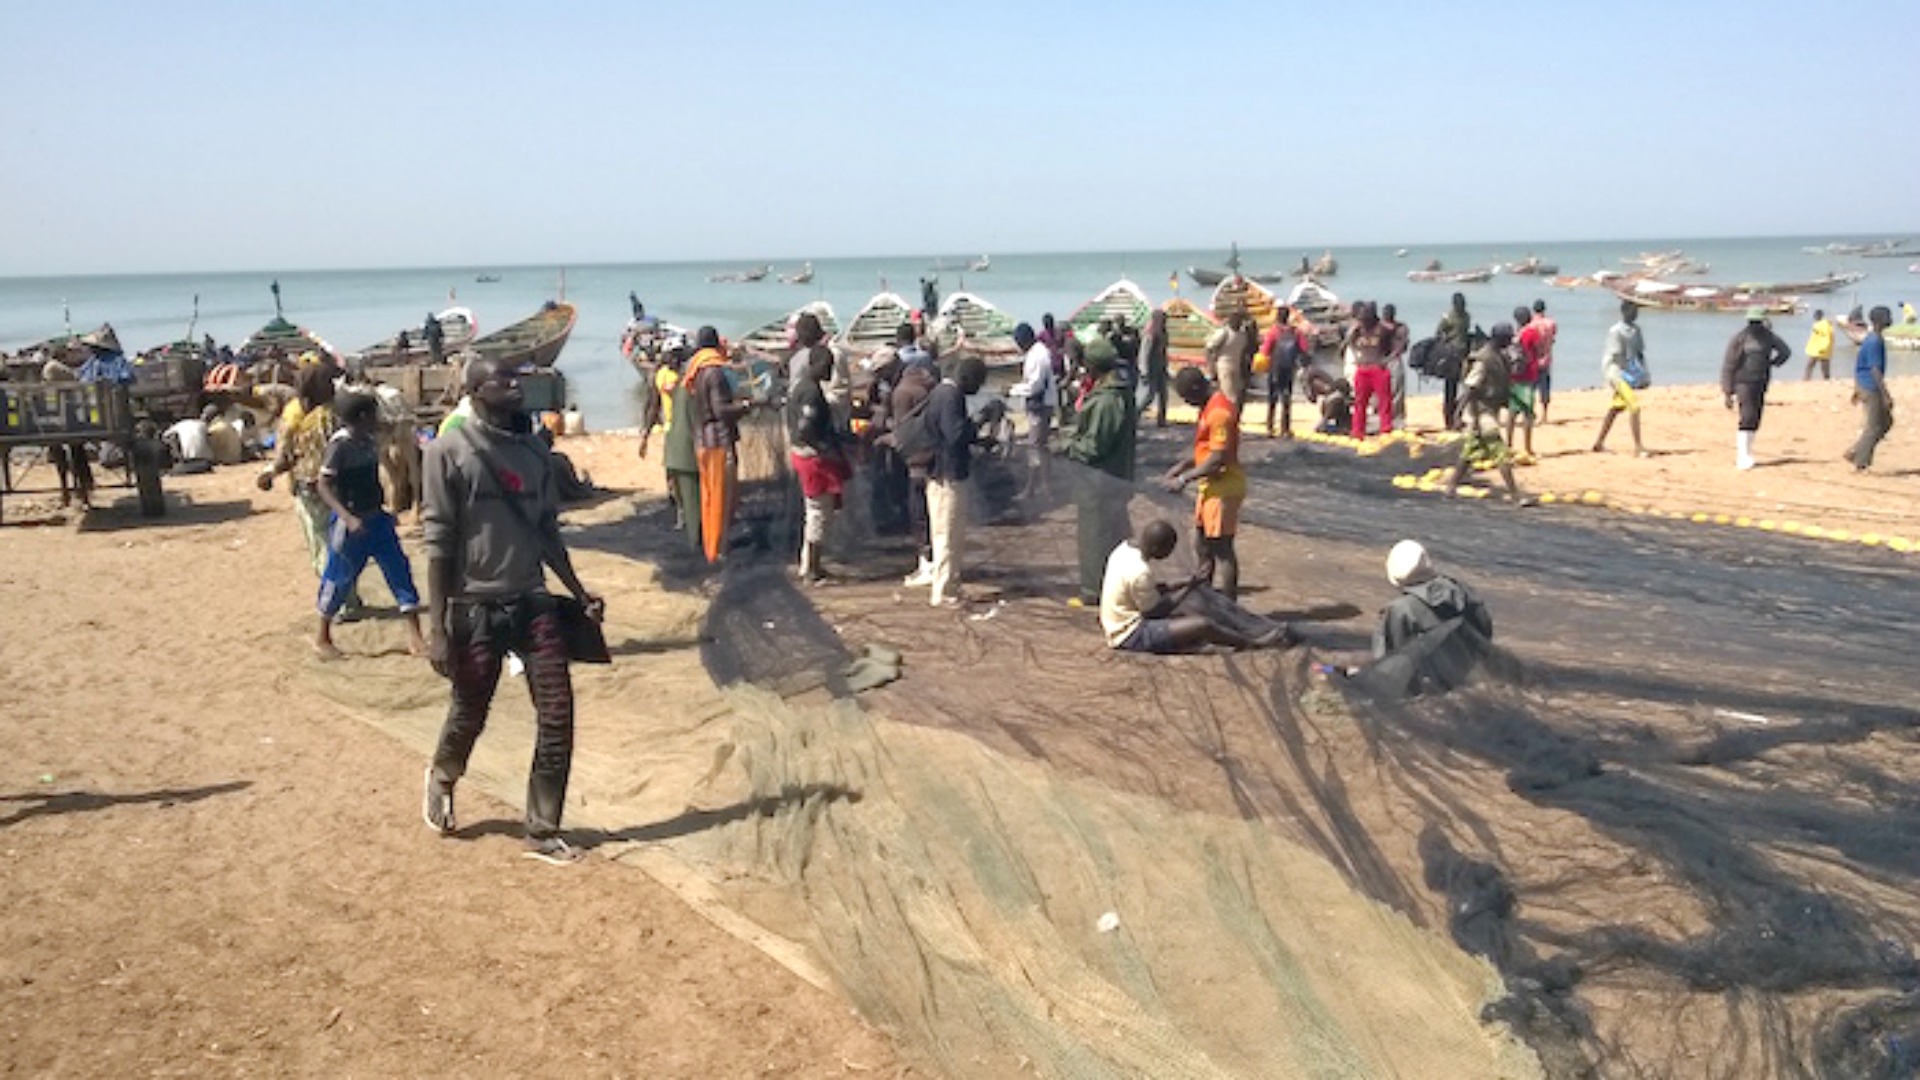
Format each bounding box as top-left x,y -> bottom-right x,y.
315,393 -> 427,659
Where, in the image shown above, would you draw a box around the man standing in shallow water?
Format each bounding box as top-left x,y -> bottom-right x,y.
421,355 -> 603,865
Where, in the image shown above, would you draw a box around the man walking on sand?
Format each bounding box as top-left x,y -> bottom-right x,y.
1445,323 -> 1530,505
313,392 -> 428,660
1163,367 -> 1247,600
1722,308 -> 1792,471
1593,301 -> 1650,458
421,355 -> 604,865
1844,305 -> 1895,473
1509,306 -> 1545,460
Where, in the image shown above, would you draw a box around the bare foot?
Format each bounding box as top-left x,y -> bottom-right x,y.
1591,443 -> 1608,453
313,642 -> 346,661
407,638 -> 427,658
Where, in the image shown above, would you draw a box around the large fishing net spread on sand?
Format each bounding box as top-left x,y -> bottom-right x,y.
312,414 -> 1920,1079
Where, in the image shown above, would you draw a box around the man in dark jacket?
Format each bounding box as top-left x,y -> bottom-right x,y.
1367,540 -> 1493,697
890,350 -> 939,585
1140,309 -> 1172,428
1063,339 -> 1137,604
1721,308 -> 1792,470
1435,292 -> 1473,429
922,355 -> 987,607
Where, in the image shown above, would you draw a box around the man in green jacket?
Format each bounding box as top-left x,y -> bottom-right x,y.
1063,339 -> 1137,605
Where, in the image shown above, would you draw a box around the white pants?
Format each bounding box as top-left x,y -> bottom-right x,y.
802,492 -> 835,544
926,476 -> 966,605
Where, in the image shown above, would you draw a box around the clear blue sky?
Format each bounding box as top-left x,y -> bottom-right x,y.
2,0 -> 1913,275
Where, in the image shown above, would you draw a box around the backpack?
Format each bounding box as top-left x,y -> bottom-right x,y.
1465,345 -> 1511,406
1407,336 -> 1437,375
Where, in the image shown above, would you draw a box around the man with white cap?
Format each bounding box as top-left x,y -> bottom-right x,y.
1721,309 -> 1792,470
1370,540 -> 1494,695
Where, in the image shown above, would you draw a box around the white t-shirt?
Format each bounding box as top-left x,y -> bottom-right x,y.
1020,342 -> 1057,410
166,418 -> 212,462
1100,541 -> 1159,647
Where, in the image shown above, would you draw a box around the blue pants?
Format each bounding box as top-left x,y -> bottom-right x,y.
317,510 -> 421,618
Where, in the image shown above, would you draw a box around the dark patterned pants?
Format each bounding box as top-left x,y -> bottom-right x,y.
431,596 -> 574,838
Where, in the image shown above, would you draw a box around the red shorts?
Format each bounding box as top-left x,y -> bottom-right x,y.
791,451 -> 850,499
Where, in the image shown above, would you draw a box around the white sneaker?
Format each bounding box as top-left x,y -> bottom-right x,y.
902,561 -> 934,586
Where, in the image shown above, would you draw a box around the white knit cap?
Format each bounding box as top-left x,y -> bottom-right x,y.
1386,540 -> 1435,587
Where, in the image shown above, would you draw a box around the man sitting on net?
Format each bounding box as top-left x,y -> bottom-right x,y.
1362,539 -> 1496,697
1100,520 -> 1292,653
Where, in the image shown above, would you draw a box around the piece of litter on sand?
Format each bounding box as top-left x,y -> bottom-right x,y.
1713,708 -> 1772,726
968,602 -> 1004,622
762,620 -> 776,630
37,774 -> 54,784
506,654 -> 526,678
1096,912 -> 1121,934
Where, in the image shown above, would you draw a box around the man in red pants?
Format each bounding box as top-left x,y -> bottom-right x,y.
1346,302 -> 1393,439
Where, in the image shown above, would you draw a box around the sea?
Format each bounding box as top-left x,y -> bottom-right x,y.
3,236 -> 1912,430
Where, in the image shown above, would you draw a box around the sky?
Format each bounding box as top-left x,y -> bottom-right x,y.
2,0 -> 1915,276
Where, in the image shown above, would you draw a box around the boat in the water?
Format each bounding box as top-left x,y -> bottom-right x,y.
1189,243 -> 1290,288
781,262 -> 814,285
709,264 -> 772,283
350,307 -> 478,366
1209,275 -> 1279,330
1610,280 -> 1797,315
737,301 -> 841,363
1839,320 -> 1920,351
474,274 -> 501,284
1405,267 -> 1489,284
929,292 -> 1019,362
840,292 -> 914,357
1394,248 -> 1409,258
1161,298 -> 1219,366
1068,279 -> 1153,341
1309,250 -> 1338,277
1281,278 -> 1352,350
620,317 -> 692,372
471,301 -> 577,368
1501,256 -> 1559,276
1727,271 -> 1866,295
968,255 -> 992,272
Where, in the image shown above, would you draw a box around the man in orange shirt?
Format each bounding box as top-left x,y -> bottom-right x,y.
1162,367 -> 1248,600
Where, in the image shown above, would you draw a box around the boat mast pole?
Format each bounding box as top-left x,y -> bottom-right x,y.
187,294 -> 199,342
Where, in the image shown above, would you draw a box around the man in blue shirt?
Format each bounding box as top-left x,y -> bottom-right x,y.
1844,305 -> 1894,472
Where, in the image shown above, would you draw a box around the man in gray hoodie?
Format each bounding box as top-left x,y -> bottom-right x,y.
420,355 -> 602,864
1368,540 -> 1494,697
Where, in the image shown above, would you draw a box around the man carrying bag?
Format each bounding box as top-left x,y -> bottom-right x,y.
420,355 -> 605,864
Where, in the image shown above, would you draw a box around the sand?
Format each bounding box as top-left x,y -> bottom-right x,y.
1,370 -> 1911,1076
0,436 -> 908,1078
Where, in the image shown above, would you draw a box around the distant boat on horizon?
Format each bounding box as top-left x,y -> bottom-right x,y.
474,273 -> 501,283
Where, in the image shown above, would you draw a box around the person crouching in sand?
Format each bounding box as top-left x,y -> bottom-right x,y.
313,392 -> 428,659
1100,520 -> 1292,653
1365,539 -> 1495,696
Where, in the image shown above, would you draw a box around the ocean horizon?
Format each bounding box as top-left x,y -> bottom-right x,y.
6,234 -> 1914,429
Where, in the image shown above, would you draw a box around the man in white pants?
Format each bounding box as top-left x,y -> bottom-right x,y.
921,355 -> 987,607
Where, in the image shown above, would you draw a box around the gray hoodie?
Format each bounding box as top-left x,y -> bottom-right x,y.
422,419 -> 558,599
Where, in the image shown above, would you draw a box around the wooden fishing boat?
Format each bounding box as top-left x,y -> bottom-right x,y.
1839,321 -> 1920,351
350,307 -> 477,366
968,255 -> 992,272
1728,271 -> 1865,295
1187,266 -> 1229,288
1610,280 -> 1798,315
1209,275 -> 1279,330
1501,257 -> 1559,276
241,315 -> 340,364
737,301 -> 841,363
471,300 -> 576,368
1161,298 -> 1218,366
780,263 -> 814,284
930,292 -> 1019,362
839,292 -> 914,357
1281,279 -> 1351,350
1407,267 -> 1495,284
1068,279 -> 1153,341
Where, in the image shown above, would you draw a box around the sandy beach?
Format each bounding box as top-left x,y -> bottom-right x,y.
2,372 -> 1915,1077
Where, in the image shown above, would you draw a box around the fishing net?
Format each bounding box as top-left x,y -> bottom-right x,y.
309,409 -> 1920,1079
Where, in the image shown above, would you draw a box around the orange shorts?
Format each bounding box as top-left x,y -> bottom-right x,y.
1195,494 -> 1241,539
